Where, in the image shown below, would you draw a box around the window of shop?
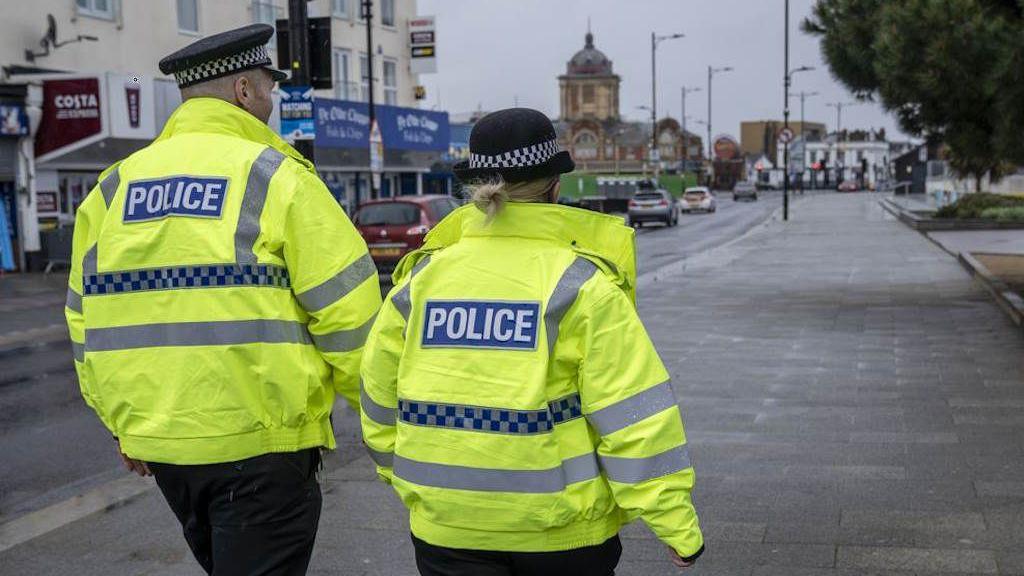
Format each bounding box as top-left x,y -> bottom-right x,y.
177,0 -> 200,34
332,0 -> 349,19
77,0 -> 114,19
360,53 -> 370,102
380,0 -> 395,27
59,173 -> 99,218
252,1 -> 278,48
383,59 -> 398,105
333,49 -> 354,100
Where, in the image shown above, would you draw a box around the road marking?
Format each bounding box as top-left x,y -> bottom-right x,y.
0,474 -> 155,553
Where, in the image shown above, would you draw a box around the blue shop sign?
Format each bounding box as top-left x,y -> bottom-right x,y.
0,104 -> 29,137
315,98 -> 449,152
280,87 -> 315,141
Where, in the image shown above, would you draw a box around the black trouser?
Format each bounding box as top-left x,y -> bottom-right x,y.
412,534 -> 622,576
149,449 -> 322,576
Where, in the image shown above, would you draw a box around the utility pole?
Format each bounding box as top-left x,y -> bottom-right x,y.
650,32 -> 683,176
287,0 -> 314,163
707,66 -> 733,182
681,86 -> 701,177
783,0 -> 790,221
361,0 -> 378,202
826,101 -> 858,185
798,90 -> 818,191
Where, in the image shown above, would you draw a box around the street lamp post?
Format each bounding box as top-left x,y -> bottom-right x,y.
651,32 -> 685,174
826,100 -> 861,185
797,90 -> 819,191
707,65 -> 733,163
782,0 -> 814,222
681,86 -> 701,175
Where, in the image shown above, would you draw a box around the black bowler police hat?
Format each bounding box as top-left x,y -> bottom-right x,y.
159,24 -> 288,89
453,108 -> 575,184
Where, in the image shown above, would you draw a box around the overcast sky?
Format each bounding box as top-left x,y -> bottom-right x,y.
416,0 -> 911,141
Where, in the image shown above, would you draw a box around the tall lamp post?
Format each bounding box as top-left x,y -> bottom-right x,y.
826,100 -> 861,185
361,0 -> 378,203
650,32 -> 685,174
707,65 -> 733,161
681,86 -> 701,175
796,90 -> 819,190
782,0 -> 814,223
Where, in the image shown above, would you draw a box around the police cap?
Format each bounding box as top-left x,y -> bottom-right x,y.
159,24 -> 288,89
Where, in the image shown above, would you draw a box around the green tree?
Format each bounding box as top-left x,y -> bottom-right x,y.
804,0 -> 1024,191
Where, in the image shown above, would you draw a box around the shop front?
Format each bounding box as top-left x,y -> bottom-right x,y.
310,98 -> 450,212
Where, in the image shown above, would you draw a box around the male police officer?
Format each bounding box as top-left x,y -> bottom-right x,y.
65,24 -> 381,575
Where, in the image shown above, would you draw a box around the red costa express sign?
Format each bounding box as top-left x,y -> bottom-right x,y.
35,78 -> 103,158
713,136 -> 740,161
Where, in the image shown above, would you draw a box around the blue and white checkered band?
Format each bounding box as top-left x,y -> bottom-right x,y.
174,44 -> 273,88
468,139 -> 561,170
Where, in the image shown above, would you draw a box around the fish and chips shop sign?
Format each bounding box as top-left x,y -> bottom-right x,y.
313,97 -> 449,152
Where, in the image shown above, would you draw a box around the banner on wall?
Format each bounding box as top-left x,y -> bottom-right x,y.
314,97 -> 449,152
35,78 -> 103,159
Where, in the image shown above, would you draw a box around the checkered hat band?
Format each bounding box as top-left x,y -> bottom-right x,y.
468,139 -> 561,170
174,45 -> 273,88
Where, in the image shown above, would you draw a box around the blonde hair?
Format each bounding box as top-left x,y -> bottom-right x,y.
469,176 -> 558,222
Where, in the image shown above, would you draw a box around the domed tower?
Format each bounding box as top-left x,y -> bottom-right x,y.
559,28 -> 621,122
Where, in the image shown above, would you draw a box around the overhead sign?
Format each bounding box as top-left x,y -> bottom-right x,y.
778,127 -> 795,144
280,86 -> 315,141
107,73 -> 157,139
0,104 -> 28,137
35,78 -> 103,159
409,16 -> 437,74
315,97 -> 449,152
712,135 -> 740,161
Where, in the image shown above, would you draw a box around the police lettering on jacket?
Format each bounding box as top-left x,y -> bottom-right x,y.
123,176 -> 229,222
422,300 -> 540,350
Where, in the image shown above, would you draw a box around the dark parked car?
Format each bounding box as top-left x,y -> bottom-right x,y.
733,183 -> 758,202
354,195 -> 460,273
627,190 -> 678,228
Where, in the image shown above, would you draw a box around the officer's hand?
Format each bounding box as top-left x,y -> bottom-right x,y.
116,442 -> 152,477
667,547 -> 696,569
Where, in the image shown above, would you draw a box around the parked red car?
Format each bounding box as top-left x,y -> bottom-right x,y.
353,195 -> 460,273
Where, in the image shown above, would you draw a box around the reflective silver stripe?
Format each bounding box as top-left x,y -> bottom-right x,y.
235,148 -> 286,265
587,381 -> 678,436
393,452 -> 599,493
99,168 -> 120,207
71,342 -> 85,362
66,288 -> 83,313
366,446 -> 394,467
296,254 -> 376,312
82,244 -> 98,276
600,445 -> 691,484
311,312 -> 377,352
392,255 -> 431,321
360,383 -> 397,426
85,319 -> 310,351
544,257 -> 598,355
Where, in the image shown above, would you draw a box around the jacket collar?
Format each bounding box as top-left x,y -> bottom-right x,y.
399,202 -> 638,304
153,97 -> 314,172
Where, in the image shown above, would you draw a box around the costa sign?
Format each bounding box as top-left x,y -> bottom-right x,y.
35,78 -> 103,159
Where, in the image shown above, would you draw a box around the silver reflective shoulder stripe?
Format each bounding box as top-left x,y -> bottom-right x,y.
82,244 -> 98,276
544,257 -> 598,355
587,381 -> 678,436
99,168 -> 120,207
235,147 -> 286,265
391,255 -> 431,321
66,288 -> 83,313
85,319 -> 310,351
71,342 -> 84,362
360,382 -> 397,426
366,446 -> 394,467
311,312 -> 377,353
393,451 -> 599,494
599,444 -> 691,484
296,254 -> 376,312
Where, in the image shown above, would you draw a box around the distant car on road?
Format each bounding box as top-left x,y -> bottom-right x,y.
627,189 -> 678,228
837,181 -> 859,193
354,195 -> 460,274
733,182 -> 758,202
681,187 -> 717,213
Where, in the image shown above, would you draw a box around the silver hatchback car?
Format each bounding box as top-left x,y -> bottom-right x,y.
627,190 -> 679,228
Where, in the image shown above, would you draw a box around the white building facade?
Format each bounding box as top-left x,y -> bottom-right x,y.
774,133 -> 894,189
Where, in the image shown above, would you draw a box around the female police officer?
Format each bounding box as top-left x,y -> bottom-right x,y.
360,108 -> 703,575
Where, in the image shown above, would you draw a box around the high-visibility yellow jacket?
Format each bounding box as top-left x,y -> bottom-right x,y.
65,97 -> 381,465
360,202 -> 703,558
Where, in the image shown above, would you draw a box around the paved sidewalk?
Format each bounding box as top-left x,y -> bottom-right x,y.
0,273 -> 69,352
3,194 -> 1024,575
